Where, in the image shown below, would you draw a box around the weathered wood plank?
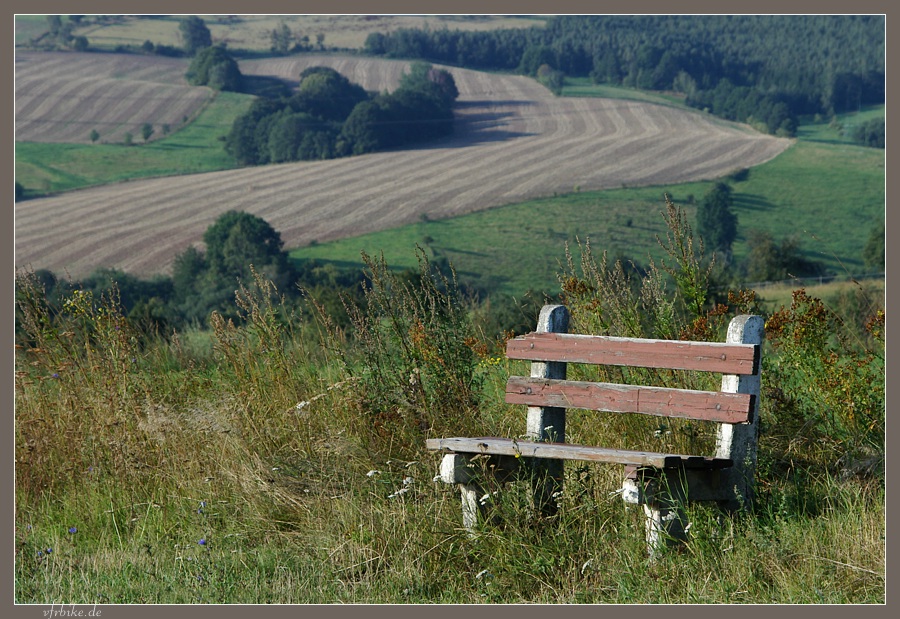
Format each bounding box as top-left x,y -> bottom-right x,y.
507,332 -> 759,375
505,376 -> 753,423
425,437 -> 733,469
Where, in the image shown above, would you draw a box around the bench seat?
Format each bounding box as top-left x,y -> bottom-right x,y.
426,436 -> 733,470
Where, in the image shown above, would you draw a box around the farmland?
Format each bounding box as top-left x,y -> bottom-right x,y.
14,52 -> 790,280
13,18 -> 885,605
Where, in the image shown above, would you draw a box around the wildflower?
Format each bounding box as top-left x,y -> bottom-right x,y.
402,476 -> 414,486
68,527 -> 77,534
52,373 -> 59,379
46,548 -> 52,554
366,470 -> 380,477
198,539 -> 206,546
388,487 -> 409,499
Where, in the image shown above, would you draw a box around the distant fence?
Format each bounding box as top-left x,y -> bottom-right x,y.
743,272 -> 885,291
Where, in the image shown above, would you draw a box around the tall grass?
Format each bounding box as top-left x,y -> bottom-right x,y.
14,201 -> 884,603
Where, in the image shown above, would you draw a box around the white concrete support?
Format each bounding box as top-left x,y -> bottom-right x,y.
525,304 -> 569,518
715,315 -> 765,512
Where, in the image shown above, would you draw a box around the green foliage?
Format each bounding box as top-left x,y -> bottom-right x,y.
850,118 -> 885,148
186,46 -> 242,92
178,16 -> 212,56
14,204 -> 886,602
225,64 -> 458,165
325,249 -> 483,459
89,128 -> 99,143
15,181 -> 24,202
270,21 -> 293,55
765,289 -> 884,457
696,182 -> 737,257
743,229 -> 826,282
862,222 -> 884,271
536,64 -> 565,95
141,123 -> 154,142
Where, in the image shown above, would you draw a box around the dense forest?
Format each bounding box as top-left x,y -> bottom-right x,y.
224,62 -> 459,165
364,15 -> 885,136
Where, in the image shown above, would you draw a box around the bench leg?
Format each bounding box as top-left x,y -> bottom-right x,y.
623,466 -> 689,558
459,483 -> 483,530
437,453 -> 520,531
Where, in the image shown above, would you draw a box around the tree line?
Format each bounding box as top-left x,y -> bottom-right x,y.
224,62 -> 459,165
363,15 -> 884,136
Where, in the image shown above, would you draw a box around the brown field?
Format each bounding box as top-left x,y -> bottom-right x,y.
14,52 -> 213,144
72,15 -> 546,52
14,53 -> 793,280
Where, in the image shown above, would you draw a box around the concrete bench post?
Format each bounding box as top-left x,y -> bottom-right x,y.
715,314 -> 765,512
525,304 -> 569,518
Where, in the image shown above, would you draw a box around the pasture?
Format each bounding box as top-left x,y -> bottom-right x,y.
15,53 -> 790,282
70,15 -> 547,52
13,19 -> 885,605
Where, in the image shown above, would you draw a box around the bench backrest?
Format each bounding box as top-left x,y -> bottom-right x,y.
505,332 -> 760,424
505,305 -> 764,504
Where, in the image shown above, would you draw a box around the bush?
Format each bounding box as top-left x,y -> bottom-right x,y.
186,46 -> 242,92
319,249 -> 483,459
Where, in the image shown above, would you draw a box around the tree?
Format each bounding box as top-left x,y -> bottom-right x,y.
141,123 -> 154,142
71,35 -> 89,52
15,182 -> 24,202
186,46 -> 242,91
203,211 -> 292,284
743,229 -> 825,282
863,222 -> 885,271
46,15 -> 62,36
271,22 -> 292,55
178,16 -> 212,56
696,182 -> 738,257
89,129 -> 100,143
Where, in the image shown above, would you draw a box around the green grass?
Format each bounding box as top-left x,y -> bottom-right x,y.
560,77 -> 691,109
15,91 -> 254,196
14,264 -> 885,603
292,136 -> 884,298
796,105 -> 885,145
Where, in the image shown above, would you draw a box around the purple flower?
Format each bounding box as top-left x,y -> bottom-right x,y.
68,527 -> 77,534
52,373 -> 59,379
198,539 -> 206,546
46,548 -> 52,554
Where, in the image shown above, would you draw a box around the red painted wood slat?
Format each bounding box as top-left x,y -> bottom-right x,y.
505,376 -> 754,423
507,332 -> 759,375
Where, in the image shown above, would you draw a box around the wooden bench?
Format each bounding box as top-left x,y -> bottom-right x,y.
427,304 -> 764,556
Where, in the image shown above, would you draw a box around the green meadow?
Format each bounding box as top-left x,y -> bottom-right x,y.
15,91 -> 253,196
291,136 -> 884,298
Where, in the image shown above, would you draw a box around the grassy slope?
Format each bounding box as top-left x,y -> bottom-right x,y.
15,53 -> 883,297
290,136 -> 884,297
15,91 -> 253,196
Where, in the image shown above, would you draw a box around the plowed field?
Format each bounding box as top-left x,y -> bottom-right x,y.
15,53 -> 792,279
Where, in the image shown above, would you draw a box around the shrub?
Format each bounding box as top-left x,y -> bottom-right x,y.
321,249 -> 483,459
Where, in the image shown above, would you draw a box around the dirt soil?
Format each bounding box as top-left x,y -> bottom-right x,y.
15,53 -> 793,280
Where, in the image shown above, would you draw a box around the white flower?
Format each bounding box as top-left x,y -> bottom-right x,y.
366,470 -> 380,477
402,476 -> 414,486
388,487 -> 409,499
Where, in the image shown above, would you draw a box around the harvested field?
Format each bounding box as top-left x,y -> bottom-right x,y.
14,52 -> 212,144
15,53 -> 793,280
